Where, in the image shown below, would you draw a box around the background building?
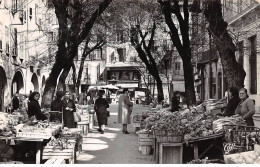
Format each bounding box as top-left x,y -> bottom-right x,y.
0,0 -> 56,110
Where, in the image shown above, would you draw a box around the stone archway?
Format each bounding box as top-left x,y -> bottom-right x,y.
0,66 -> 7,111
31,73 -> 39,91
12,71 -> 24,95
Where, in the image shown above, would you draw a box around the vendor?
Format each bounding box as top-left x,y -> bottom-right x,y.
235,88 -> 255,126
171,92 -> 181,112
222,87 -> 240,117
27,91 -> 47,121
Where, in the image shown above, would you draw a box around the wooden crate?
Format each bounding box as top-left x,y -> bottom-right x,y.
159,143 -> 183,164
16,132 -> 52,139
77,122 -> 89,135
138,133 -> 154,146
80,113 -> 89,122
141,145 -> 152,155
133,123 -> 140,128
44,159 -> 66,164
42,143 -> 75,164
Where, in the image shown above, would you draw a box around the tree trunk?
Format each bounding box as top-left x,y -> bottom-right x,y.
41,63 -> 63,107
57,65 -> 71,92
182,57 -> 196,105
71,62 -> 77,92
76,57 -> 85,91
155,78 -> 164,104
134,45 -> 164,103
204,0 -> 246,88
160,1 -> 196,106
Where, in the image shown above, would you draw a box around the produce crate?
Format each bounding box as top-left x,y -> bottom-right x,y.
80,113 -> 89,122
133,114 -> 142,123
138,132 -> 155,146
132,123 -> 140,128
42,143 -> 75,164
16,131 -> 53,139
77,122 -> 89,135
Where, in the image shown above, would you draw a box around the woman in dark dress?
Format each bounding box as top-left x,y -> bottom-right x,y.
94,90 -> 109,134
62,91 -> 76,128
50,91 -> 64,122
223,87 -> 241,117
27,91 -> 47,121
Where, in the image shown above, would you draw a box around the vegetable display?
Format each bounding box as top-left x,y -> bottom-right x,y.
141,101 -> 241,142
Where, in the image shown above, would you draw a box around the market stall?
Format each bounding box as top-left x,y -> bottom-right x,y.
0,105 -> 89,164
133,99 -> 253,164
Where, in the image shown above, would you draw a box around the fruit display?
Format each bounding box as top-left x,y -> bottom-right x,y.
224,145 -> 260,164
16,121 -> 62,139
47,138 -> 74,150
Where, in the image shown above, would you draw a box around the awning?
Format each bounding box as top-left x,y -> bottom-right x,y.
100,84 -> 119,90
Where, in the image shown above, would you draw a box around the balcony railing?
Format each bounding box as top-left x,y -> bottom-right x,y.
227,3 -> 260,24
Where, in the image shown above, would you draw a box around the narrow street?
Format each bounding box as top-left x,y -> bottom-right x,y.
76,104 -> 155,164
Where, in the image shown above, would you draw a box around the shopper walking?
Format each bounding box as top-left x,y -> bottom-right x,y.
222,87 -> 240,117
27,91 -> 47,121
94,90 -> 109,134
235,88 -> 255,126
62,91 -> 76,128
117,88 -> 133,134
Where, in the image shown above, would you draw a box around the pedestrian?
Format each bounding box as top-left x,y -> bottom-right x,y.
62,91 -> 76,128
117,88 -> 133,134
50,91 -> 64,122
222,87 -> 240,117
235,88 -> 255,126
171,92 -> 181,112
94,90 -> 109,134
12,92 -> 20,112
27,91 -> 47,121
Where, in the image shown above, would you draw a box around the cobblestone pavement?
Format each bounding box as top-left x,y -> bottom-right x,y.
76,104 -> 155,164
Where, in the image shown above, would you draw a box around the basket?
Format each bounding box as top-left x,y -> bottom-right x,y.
132,114 -> 142,123
223,125 -> 260,154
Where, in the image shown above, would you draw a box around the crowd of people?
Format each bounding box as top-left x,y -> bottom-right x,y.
7,85 -> 256,136
7,88 -> 134,135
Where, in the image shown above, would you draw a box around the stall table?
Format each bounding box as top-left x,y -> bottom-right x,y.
184,133 -> 224,160
153,133 -> 224,164
0,136 -> 50,164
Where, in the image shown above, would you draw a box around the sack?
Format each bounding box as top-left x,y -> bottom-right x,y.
107,111 -> 110,117
73,112 -> 81,122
